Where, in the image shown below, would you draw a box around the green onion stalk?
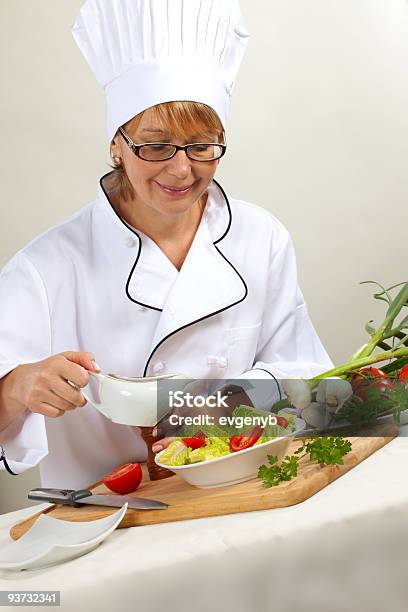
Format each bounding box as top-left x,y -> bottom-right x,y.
309,281 -> 408,390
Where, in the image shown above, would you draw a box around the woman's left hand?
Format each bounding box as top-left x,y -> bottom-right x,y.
151,434 -> 175,454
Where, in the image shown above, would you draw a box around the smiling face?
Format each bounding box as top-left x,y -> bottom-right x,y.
110,103 -> 225,218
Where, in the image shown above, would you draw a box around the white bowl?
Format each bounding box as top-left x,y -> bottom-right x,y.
155,418 -> 305,488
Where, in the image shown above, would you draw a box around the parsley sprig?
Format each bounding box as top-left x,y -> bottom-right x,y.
258,436 -> 352,488
295,437 -> 352,465
258,455 -> 299,487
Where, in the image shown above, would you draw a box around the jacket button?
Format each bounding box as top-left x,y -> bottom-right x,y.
153,361 -> 165,374
217,357 -> 228,369
207,356 -> 227,368
126,236 -> 137,248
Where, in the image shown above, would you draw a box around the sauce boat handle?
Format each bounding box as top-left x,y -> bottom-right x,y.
67,372 -> 104,412
88,371 -> 105,380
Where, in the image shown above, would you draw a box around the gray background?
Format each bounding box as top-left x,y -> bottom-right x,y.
1,0 -> 408,513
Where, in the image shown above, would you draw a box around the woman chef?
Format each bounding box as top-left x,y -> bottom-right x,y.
0,0 -> 333,487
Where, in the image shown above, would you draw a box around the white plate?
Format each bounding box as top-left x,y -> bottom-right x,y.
155,418 -> 305,488
0,504 -> 127,571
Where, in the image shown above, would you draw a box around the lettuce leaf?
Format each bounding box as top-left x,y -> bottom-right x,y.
158,440 -> 190,466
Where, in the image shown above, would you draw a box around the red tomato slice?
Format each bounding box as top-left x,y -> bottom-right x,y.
102,463 -> 143,494
230,425 -> 264,453
276,416 -> 289,428
182,431 -> 207,449
182,437 -> 206,450
399,365 -> 408,382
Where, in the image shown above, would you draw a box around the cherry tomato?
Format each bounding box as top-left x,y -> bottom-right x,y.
372,378 -> 394,392
361,367 -> 386,377
230,425 -> 264,452
102,463 -> 143,494
399,365 -> 408,383
351,366 -> 387,385
276,416 -> 289,428
352,366 -> 394,400
351,367 -> 386,391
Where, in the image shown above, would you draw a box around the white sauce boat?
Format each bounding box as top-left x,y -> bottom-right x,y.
81,371 -> 186,427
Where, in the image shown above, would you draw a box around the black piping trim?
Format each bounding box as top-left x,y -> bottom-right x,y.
99,173 -> 249,378
99,174 -> 236,312
212,178 -> 232,244
99,172 -> 163,312
252,368 -> 283,401
142,178 -> 248,376
0,445 -> 18,475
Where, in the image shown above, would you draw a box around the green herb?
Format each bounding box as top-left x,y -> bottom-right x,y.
295,437 -> 352,466
388,384 -> 408,423
334,381 -> 408,426
258,436 -> 352,487
258,455 -> 300,488
337,385 -> 393,425
311,281 -> 408,382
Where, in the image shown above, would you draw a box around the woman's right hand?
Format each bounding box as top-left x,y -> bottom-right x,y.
8,351 -> 100,419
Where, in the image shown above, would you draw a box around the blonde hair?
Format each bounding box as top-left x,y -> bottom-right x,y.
109,101 -> 225,202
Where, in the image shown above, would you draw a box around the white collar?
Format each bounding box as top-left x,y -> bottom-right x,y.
97,173 -> 231,244
96,174 -> 247,366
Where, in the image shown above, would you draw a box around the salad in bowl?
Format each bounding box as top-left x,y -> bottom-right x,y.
155,406 -> 305,488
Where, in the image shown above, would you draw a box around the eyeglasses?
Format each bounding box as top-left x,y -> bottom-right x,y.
118,127 -> 227,162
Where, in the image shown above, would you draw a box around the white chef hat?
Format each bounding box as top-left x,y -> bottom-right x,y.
72,0 -> 250,142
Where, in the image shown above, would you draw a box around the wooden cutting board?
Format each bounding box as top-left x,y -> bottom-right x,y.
10,423 -> 398,540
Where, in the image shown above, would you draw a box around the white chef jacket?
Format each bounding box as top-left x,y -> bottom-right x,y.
0,175 -> 333,487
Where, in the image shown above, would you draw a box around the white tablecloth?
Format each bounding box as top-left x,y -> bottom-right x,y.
1,430 -> 408,612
